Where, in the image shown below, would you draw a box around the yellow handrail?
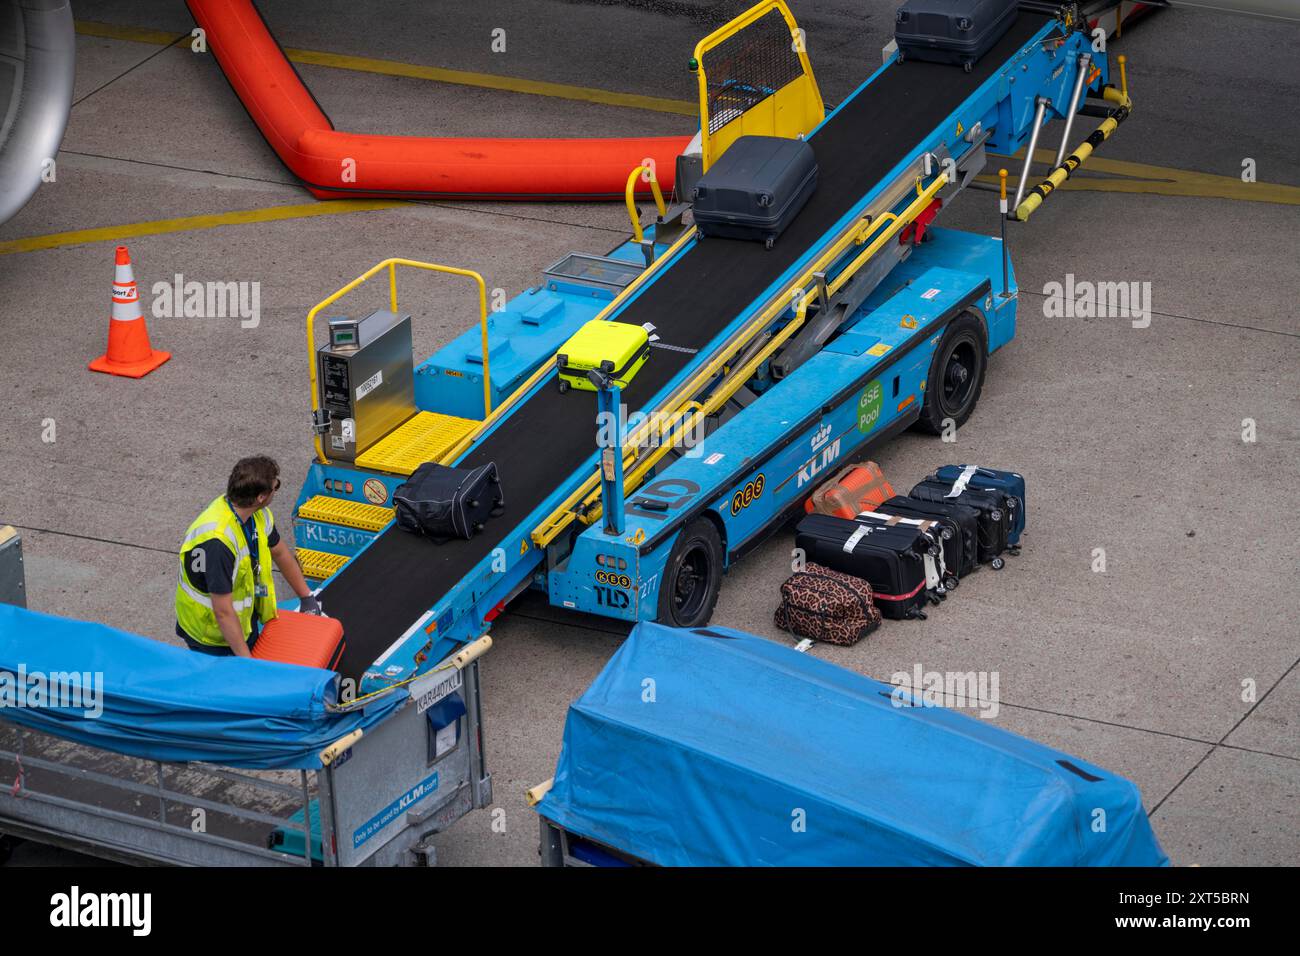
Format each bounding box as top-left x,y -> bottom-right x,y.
307,258 -> 490,464
533,171 -> 949,545
692,0 -> 824,170
625,165 -> 667,244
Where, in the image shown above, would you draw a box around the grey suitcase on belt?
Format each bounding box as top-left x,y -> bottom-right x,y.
895,0 -> 1018,72
691,135 -> 818,249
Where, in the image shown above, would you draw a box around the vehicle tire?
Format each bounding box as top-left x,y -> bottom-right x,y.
656,519 -> 724,628
915,311 -> 987,434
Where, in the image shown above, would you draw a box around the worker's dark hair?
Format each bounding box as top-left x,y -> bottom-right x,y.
227,456 -> 280,507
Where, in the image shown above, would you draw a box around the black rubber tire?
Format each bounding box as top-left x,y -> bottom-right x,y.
656,519 -> 724,628
915,311 -> 987,435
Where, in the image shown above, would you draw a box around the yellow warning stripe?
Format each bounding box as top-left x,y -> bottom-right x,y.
74,20 -> 697,117
984,147 -> 1300,207
0,200 -> 404,256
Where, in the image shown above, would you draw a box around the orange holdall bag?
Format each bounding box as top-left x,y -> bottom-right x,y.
252,610 -> 345,671
804,461 -> 896,519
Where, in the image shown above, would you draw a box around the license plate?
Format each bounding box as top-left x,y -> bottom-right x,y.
415,669 -> 462,714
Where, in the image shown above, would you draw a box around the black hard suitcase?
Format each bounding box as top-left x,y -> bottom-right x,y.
795,513 -> 931,620
692,135 -> 818,249
909,478 -> 1010,568
394,461 -> 504,541
875,494 -> 980,578
895,0 -> 1019,73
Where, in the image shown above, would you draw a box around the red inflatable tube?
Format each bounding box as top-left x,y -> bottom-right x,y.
187,0 -> 690,199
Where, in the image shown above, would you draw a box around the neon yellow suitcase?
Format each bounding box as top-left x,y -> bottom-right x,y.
556,320 -> 650,392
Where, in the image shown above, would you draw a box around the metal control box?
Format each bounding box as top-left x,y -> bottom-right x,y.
317,310 -> 416,462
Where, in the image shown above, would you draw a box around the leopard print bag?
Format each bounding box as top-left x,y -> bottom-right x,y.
774,562 -> 882,646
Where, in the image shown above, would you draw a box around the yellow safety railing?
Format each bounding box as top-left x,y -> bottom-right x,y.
532,172 -> 949,546
1012,58 -> 1133,222
308,258 -> 490,465
625,165 -> 668,244
693,0 -> 824,170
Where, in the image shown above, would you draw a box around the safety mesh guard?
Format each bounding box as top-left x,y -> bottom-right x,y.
701,7 -> 805,135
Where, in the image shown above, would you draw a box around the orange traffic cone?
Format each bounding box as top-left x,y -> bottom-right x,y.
89,245 -> 170,378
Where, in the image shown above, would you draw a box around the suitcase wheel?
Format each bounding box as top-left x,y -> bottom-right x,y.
764,236 -> 775,250
991,509 -> 1003,522
474,522 -> 485,533
940,527 -> 953,540
558,379 -> 570,394
944,575 -> 959,591
991,556 -> 1005,571
963,61 -> 972,73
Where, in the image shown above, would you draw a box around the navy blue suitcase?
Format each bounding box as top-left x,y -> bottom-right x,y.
932,465 -> 1026,549
692,135 -> 818,249
895,0 -> 1019,73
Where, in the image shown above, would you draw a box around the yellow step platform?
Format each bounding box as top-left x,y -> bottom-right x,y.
296,495 -> 394,532
355,411 -> 479,476
296,548 -> 350,581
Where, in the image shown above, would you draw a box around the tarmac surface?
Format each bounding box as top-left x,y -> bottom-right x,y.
0,1 -> 1296,866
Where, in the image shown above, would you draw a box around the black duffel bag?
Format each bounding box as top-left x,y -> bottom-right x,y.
393,461 -> 504,540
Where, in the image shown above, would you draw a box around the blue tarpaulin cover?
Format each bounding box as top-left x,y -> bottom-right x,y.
537,623 -> 1169,866
0,604 -> 402,769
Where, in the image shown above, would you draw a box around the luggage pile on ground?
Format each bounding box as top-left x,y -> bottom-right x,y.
775,461 -> 1025,643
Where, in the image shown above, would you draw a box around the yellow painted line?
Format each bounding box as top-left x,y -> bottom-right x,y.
73,20 -> 1299,204
74,20 -> 184,46
284,48 -> 697,117
74,19 -> 697,117
984,147 -> 1300,206
0,200 -> 405,256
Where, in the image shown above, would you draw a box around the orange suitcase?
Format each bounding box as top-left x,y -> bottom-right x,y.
252,610 -> 345,671
804,461 -> 896,519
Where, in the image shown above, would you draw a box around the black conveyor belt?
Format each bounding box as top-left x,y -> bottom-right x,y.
323,13 -> 1051,681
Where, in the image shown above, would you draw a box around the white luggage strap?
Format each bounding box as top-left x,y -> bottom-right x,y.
945,464 -> 980,498
843,524 -> 872,552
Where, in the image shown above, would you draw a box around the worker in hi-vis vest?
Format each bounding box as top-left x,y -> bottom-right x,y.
175,456 -> 320,656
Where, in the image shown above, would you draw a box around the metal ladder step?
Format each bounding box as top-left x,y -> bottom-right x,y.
296,548 -> 350,581
354,410 -> 479,476
297,495 -> 394,532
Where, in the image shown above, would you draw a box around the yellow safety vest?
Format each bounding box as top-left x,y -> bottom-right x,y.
175,495 -> 278,646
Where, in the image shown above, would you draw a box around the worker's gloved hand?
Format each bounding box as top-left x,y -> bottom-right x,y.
299,594 -> 324,616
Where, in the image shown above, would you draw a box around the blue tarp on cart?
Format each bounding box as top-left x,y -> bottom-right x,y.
537,622 -> 1168,866
0,604 -> 402,769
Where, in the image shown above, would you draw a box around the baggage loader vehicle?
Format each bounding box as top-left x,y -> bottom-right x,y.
287,1 -> 1135,696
